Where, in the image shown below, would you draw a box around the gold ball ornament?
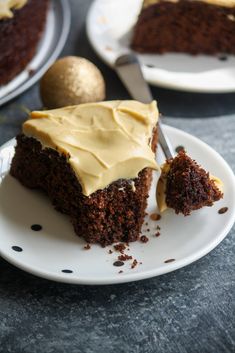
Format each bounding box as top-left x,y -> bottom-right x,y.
40,56 -> 106,109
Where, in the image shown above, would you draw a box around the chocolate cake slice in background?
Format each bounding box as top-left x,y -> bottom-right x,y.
10,101 -> 159,246
0,0 -> 49,85
131,0 -> 235,55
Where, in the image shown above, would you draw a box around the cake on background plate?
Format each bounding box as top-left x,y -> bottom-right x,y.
10,100 -> 159,246
131,0 -> 235,55
0,0 -> 49,85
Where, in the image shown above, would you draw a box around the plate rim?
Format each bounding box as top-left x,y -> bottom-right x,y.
0,124 -> 235,285
86,0 -> 235,93
0,0 -> 71,107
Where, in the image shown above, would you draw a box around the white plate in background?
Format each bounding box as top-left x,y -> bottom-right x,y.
86,0 -> 235,93
0,0 -> 71,107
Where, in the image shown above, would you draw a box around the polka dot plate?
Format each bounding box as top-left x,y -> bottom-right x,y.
87,0 -> 235,93
0,125 -> 234,285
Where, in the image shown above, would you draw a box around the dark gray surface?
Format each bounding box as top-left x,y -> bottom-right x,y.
0,1 -> 234,352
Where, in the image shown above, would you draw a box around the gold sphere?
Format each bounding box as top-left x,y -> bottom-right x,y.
40,56 -> 106,109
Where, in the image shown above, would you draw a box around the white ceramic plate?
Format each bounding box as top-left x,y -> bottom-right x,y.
0,0 -> 71,106
86,0 -> 235,93
0,125 -> 234,285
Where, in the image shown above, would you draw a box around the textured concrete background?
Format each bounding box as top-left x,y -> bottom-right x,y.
0,1 -> 234,352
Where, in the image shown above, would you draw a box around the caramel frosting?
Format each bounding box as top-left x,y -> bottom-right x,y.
144,0 -> 235,8
23,100 -> 159,196
0,0 -> 28,19
156,162 -> 223,212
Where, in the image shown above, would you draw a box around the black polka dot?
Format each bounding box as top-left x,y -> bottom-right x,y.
62,269 -> 73,274
12,246 -> 23,252
31,224 -> 42,231
218,207 -> 228,214
164,258 -> 175,263
113,261 -> 124,267
219,56 -> 228,61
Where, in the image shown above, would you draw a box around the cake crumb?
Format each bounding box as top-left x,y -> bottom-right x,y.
147,228 -> 150,232
28,68 -> 35,76
118,270 -> 123,274
108,249 -> 113,254
114,243 -> 126,253
156,225 -> 161,230
218,207 -> 228,214
175,145 -> 185,153
164,258 -> 175,263
155,232 -> 161,237
131,259 -> 138,269
118,254 -> 133,261
150,213 -> 161,221
84,244 -> 91,250
140,235 -> 149,243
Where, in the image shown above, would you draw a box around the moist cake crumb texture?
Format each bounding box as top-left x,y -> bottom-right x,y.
165,151 -> 223,215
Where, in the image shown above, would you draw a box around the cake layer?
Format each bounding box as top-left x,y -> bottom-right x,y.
10,101 -> 158,246
0,0 -> 49,85
10,129 -> 157,246
23,101 -> 159,196
131,0 -> 235,55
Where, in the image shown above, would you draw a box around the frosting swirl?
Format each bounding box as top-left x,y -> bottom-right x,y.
23,100 -> 159,196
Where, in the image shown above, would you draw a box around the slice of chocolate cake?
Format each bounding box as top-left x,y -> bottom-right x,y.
131,0 -> 235,55
157,151 -> 223,215
0,0 -> 49,85
10,101 -> 159,246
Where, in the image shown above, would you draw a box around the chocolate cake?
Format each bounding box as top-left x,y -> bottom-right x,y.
10,101 -> 159,246
157,151 -> 223,215
0,0 -> 49,85
131,0 -> 235,55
